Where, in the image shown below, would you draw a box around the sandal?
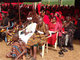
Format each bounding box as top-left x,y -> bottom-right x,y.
62,49 -> 68,52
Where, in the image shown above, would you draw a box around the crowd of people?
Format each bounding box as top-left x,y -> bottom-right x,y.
0,3 -> 80,60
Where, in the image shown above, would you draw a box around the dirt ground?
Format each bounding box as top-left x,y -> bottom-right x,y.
0,40 -> 80,60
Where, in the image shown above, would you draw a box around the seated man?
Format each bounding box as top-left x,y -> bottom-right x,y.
30,17 -> 49,60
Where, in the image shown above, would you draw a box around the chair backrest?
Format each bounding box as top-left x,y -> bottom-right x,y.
55,32 -> 59,49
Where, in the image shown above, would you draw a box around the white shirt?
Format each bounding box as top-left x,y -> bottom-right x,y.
19,23 -> 37,44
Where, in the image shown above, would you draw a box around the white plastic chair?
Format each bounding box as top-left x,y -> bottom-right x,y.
41,32 -> 58,58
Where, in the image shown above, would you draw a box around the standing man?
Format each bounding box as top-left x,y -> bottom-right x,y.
64,19 -> 75,50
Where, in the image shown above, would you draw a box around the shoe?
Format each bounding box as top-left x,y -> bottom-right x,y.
58,50 -> 64,57
69,47 -> 74,51
62,49 -> 68,52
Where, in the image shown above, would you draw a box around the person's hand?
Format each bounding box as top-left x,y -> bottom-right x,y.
69,29 -> 72,32
44,33 -> 48,37
25,32 -> 29,35
55,31 -> 58,33
63,31 -> 67,34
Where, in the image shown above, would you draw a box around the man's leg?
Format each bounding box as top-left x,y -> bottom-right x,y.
33,46 -> 37,60
58,36 -> 64,56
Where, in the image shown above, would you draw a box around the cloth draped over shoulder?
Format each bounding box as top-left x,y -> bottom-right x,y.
26,22 -> 47,48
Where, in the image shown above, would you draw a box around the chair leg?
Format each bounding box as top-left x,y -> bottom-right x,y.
55,32 -> 58,49
42,44 -> 45,58
55,40 -> 57,49
46,42 -> 48,53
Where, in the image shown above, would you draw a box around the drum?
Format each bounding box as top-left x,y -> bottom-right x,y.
12,33 -> 19,41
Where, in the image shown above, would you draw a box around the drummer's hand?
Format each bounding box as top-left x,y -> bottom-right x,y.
44,33 -> 48,37
25,32 -> 29,35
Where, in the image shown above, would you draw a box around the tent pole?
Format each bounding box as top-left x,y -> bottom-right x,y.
34,2 -> 37,10
61,0 -> 63,6
48,0 -> 50,5
58,0 -> 60,5
18,0 -> 21,23
0,3 -> 1,12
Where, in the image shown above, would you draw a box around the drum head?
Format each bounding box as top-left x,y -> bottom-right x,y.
12,33 -> 19,41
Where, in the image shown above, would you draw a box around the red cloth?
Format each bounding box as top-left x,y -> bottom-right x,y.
0,13 -> 2,20
2,11 -> 8,14
50,13 -> 54,17
72,17 -> 78,25
37,3 -> 41,15
48,22 -> 57,45
61,16 -> 65,20
59,11 -> 62,15
43,15 -> 50,24
55,12 -> 60,15
74,9 -> 79,14
56,16 -> 62,36
48,22 -> 60,45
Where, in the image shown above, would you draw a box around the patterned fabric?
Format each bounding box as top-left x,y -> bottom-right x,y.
7,26 -> 19,45
12,45 -> 22,58
26,22 -> 48,48
26,33 -> 47,48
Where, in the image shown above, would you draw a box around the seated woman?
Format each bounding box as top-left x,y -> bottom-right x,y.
48,16 -> 59,46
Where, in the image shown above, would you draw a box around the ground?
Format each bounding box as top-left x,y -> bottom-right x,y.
0,40 -> 80,60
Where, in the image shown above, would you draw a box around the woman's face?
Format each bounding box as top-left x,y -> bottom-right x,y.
51,17 -> 56,23
54,13 -> 57,16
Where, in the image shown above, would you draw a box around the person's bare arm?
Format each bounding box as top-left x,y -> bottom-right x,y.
3,21 -> 10,28
45,24 -> 49,36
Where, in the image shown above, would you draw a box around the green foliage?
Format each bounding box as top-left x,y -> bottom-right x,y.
24,0 -> 75,6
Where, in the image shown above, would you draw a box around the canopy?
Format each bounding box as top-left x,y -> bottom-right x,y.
0,0 -> 41,2
0,0 -> 42,23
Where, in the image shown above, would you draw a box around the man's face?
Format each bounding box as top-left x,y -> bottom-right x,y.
38,18 -> 43,25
